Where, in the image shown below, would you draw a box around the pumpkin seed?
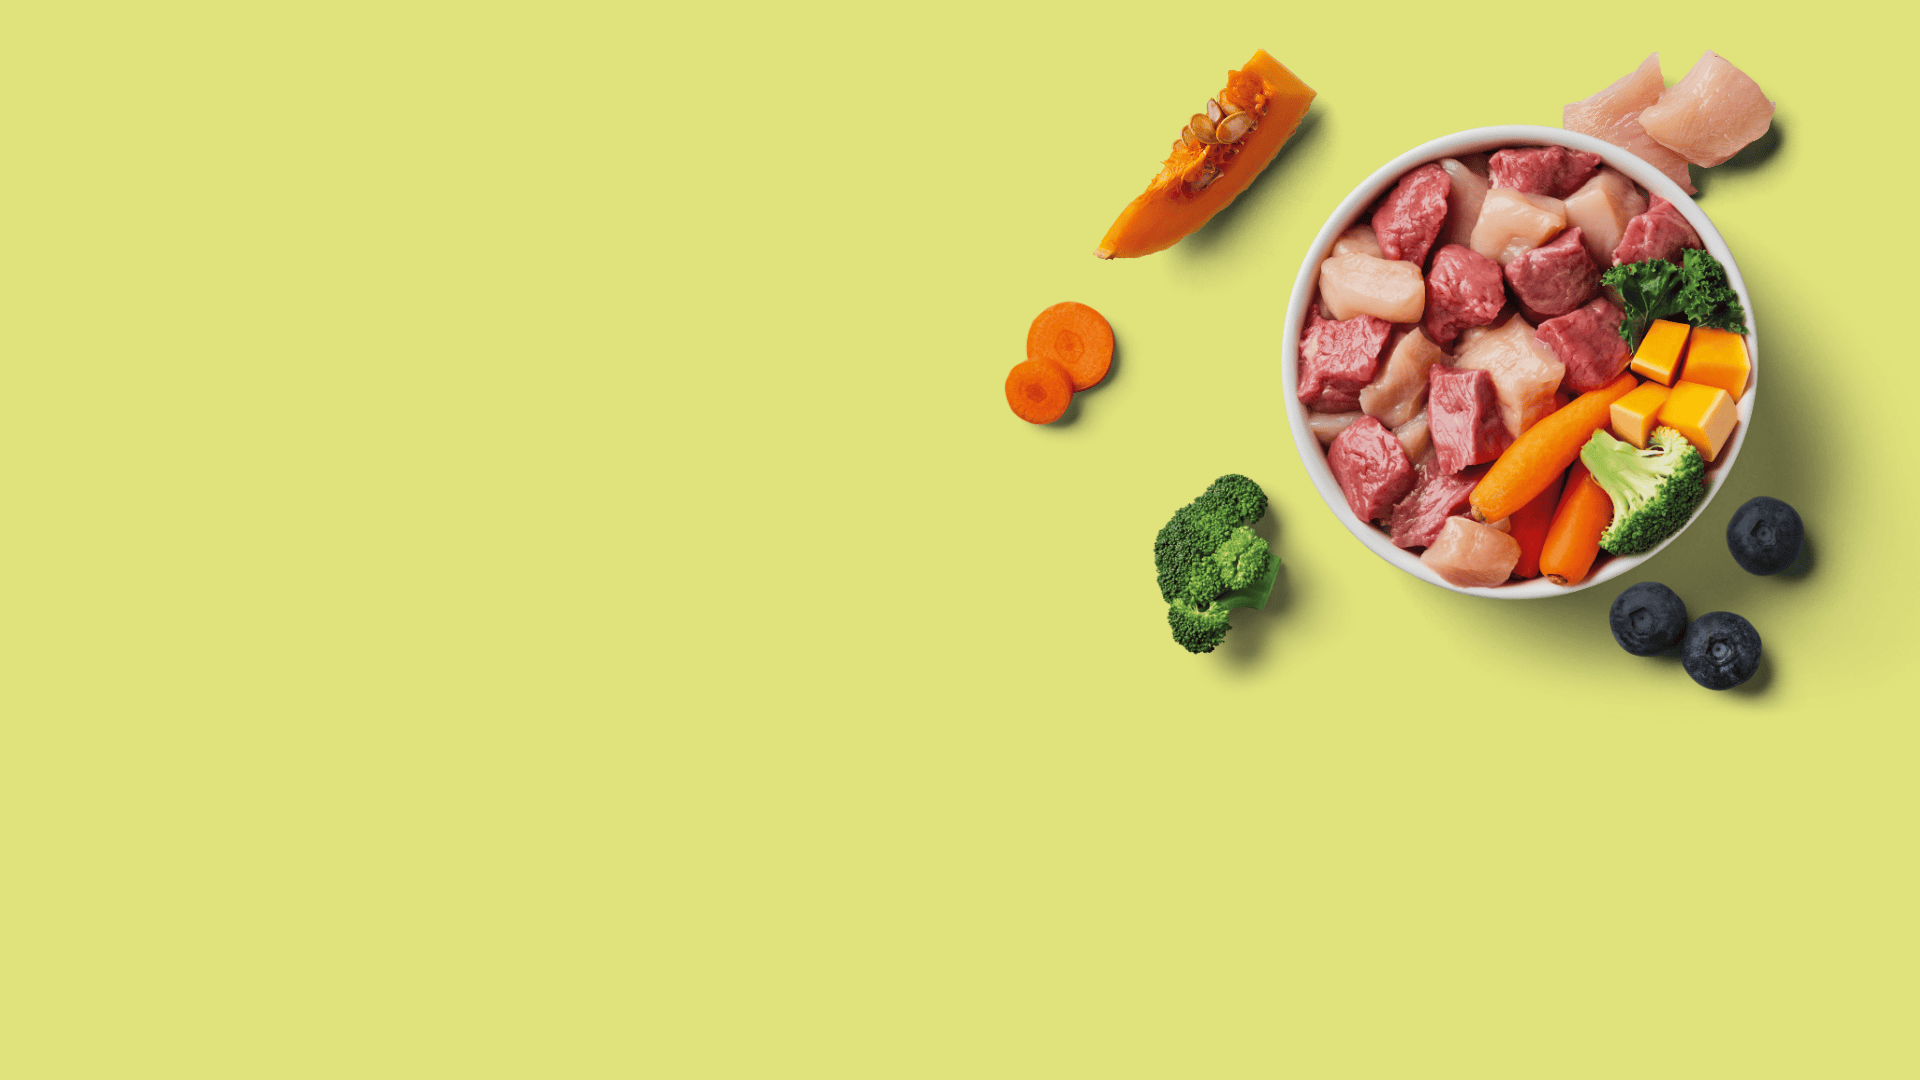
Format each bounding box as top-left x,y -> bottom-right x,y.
1206,99 -> 1225,124
1179,126 -> 1200,150
1188,166 -> 1219,193
1187,113 -> 1218,144
1214,111 -> 1256,144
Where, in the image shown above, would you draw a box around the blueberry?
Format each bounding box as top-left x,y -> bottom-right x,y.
1680,611 -> 1762,690
1609,581 -> 1689,655
1727,496 -> 1804,575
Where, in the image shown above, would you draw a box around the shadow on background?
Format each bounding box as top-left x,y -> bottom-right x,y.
1177,109 -> 1327,256
1690,120 -> 1784,198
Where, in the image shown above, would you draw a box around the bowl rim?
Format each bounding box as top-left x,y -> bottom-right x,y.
1281,124 -> 1757,599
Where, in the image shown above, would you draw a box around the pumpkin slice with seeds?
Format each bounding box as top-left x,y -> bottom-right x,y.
1095,51 -> 1315,259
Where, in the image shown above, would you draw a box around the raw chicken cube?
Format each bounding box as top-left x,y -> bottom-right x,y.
1420,516 -> 1522,588
1307,411 -> 1363,445
1371,163 -> 1451,267
1331,224 -> 1383,259
1319,252 -> 1425,323
1535,298 -> 1631,393
1453,315 -> 1566,438
1423,244 -> 1506,347
1562,54 -> 1697,194
1470,189 -> 1568,265
1612,196 -> 1704,266
1504,228 -> 1600,322
1487,146 -> 1603,199
1394,410 -> 1430,462
1360,327 -> 1446,428
1298,311 -> 1390,410
1389,460 -> 1481,549
1562,167 -> 1648,267
1427,365 -> 1512,475
1327,416 -> 1416,523
1437,158 -> 1491,252
1637,51 -> 1774,168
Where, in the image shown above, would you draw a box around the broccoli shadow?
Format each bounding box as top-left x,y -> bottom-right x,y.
1218,504 -> 1288,667
1690,120 -> 1784,197
1176,108 -> 1327,256
1036,332 -> 1122,430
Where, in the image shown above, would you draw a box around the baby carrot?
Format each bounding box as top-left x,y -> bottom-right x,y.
1538,461 -> 1611,586
1027,302 -> 1114,391
1469,372 -> 1638,523
1507,467 -> 1566,579
1004,357 -> 1074,424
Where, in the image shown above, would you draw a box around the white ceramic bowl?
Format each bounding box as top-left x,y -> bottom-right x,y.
1282,125 -> 1757,598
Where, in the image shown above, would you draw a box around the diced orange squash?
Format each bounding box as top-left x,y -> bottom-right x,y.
1659,380 -> 1737,461
1630,319 -> 1690,385
1610,381 -> 1671,449
1682,326 -> 1750,401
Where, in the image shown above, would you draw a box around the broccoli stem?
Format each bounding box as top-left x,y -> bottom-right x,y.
1215,551 -> 1280,612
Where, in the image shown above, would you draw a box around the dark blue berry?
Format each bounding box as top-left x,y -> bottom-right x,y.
1681,611 -> 1762,690
1610,581 -> 1688,655
1727,496 -> 1804,575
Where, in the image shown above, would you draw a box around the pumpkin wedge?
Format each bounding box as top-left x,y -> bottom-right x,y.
1096,51 -> 1315,259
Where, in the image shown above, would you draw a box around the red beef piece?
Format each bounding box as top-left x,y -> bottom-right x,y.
1488,146 -> 1603,199
1428,365 -> 1512,475
1423,244 -> 1506,347
1504,227 -> 1600,322
1298,310 -> 1390,410
1389,461 -> 1483,549
1371,163 -> 1451,267
1327,416 -> 1416,523
1536,298 -> 1632,393
1611,196 -> 1704,266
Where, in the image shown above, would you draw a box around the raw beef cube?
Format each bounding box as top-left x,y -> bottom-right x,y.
1420,517 -> 1521,588
1637,51 -> 1774,167
1562,167 -> 1648,267
1423,244 -> 1506,347
1331,224 -> 1383,259
1309,386 -> 1362,413
1389,460 -> 1482,549
1360,327 -> 1445,428
1504,228 -> 1600,322
1327,416 -> 1416,523
1371,163 -> 1451,267
1394,410 -> 1430,462
1427,365 -> 1512,475
1298,311 -> 1390,410
1319,252 -> 1425,323
1562,54 -> 1697,194
1612,196 -> 1704,266
1438,158 -> 1490,251
1487,146 -> 1604,199
1453,315 -> 1566,438
1535,298 -> 1631,393
1307,411 -> 1364,445
1470,189 -> 1568,265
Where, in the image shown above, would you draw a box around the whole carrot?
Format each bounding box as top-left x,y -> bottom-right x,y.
1470,372 -> 1638,523
1539,461 -> 1611,586
1507,467 -> 1566,579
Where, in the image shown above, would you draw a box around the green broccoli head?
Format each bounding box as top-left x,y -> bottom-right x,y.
1153,475 -> 1279,653
1580,426 -> 1707,555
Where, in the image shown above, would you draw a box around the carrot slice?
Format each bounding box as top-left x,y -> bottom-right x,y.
1469,372 -> 1637,523
1538,461 -> 1611,586
1026,302 -> 1113,391
1507,467 -> 1566,579
1005,358 -> 1074,424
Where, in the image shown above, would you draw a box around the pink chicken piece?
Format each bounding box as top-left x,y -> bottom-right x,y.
1371,163 -> 1451,267
1438,158 -> 1490,252
1612,196 -> 1704,266
1535,298 -> 1631,393
1487,146 -> 1604,199
1562,167 -> 1648,268
1420,517 -> 1521,588
1360,327 -> 1445,428
1389,460 -> 1483,549
1504,228 -> 1600,322
1427,365 -> 1512,476
1453,315 -> 1566,438
1470,189 -> 1567,266
1308,411 -> 1363,446
1319,251 -> 1426,323
1298,310 -> 1390,413
1637,51 -> 1774,168
1563,54 -> 1697,195
1327,415 -> 1417,523
1423,244 -> 1506,347
1331,224 -> 1383,259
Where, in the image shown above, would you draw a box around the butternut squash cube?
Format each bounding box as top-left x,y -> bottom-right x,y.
1659,380 -> 1737,461
1629,319 -> 1690,385
1682,325 -> 1750,401
1610,381 -> 1670,449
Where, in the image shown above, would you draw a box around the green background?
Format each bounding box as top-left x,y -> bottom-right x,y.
4,2 -> 1916,1076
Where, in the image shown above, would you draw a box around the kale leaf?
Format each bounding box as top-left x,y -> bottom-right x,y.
1600,249 -> 1749,349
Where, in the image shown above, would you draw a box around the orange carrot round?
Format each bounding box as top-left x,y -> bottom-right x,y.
1470,372 -> 1638,523
1005,358 -> 1074,424
1507,467 -> 1567,580
1538,461 -> 1611,586
1027,302 -> 1113,391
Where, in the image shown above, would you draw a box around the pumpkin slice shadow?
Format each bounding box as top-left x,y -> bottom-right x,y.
1179,108 -> 1327,255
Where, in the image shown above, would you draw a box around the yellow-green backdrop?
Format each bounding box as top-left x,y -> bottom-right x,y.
2,2 -> 1915,1076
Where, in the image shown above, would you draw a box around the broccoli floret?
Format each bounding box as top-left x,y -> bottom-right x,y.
1580,427 -> 1707,555
1153,475 -> 1279,653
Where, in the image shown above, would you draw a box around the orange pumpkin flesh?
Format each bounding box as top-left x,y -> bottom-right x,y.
1095,51 -> 1315,259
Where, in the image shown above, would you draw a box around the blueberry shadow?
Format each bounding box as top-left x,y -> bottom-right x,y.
1777,534 -> 1814,579
1037,332 -> 1121,429
1690,120 -> 1784,198
1729,653 -> 1774,697
1177,108 -> 1328,255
